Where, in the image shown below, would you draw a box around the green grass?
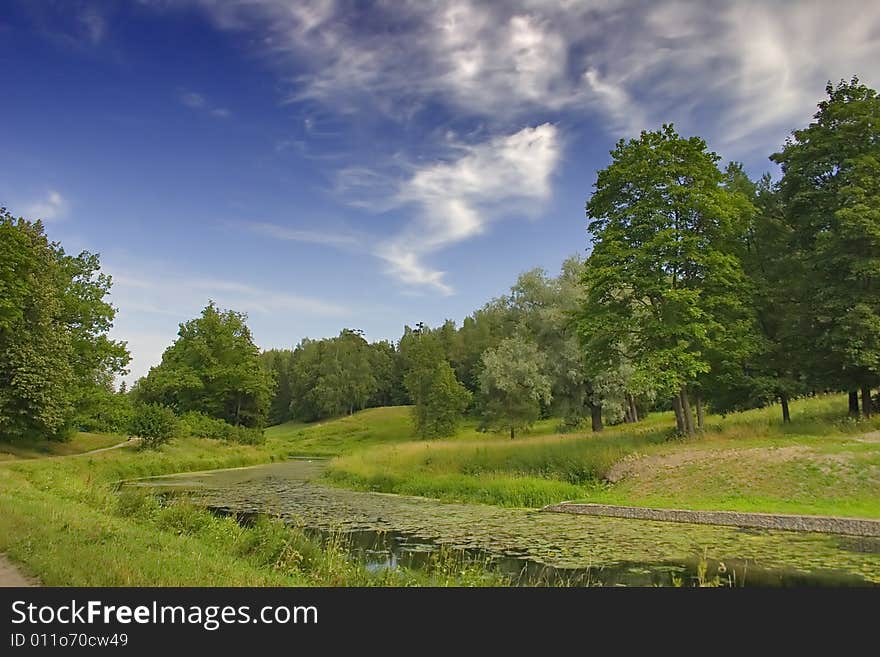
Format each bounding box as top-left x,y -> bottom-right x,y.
325,394 -> 880,515
3,394 -> 879,585
0,432 -> 124,461
264,405 -> 560,456
0,434 -> 504,586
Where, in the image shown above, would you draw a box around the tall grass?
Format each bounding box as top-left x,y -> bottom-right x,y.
326,394 -> 880,510
0,436 -> 509,586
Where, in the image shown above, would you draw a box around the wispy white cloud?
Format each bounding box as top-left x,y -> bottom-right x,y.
378,123 -> 561,295
178,90 -> 231,118
242,221 -> 360,249
163,0 -> 879,291
179,0 -> 879,150
78,8 -> 106,45
25,190 -> 67,222
104,259 -> 351,383
108,267 -> 347,319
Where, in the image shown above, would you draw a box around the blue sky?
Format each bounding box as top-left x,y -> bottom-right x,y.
2,1 -> 878,383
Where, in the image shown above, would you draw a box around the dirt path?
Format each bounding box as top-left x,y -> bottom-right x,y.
0,438 -> 139,585
0,554 -> 36,587
0,437 -> 138,466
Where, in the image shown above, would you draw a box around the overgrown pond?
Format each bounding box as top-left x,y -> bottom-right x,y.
127,459 -> 880,587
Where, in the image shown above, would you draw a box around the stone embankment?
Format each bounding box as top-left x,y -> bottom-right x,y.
541,503 -> 880,537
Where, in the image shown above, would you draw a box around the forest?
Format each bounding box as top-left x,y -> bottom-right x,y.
1,77 -> 878,447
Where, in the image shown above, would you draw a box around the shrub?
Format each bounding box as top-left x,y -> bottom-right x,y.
129,403 -> 178,450
178,411 -> 265,445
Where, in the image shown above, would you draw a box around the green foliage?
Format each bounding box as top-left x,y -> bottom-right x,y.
478,336 -> 552,439
578,125 -> 757,433
771,77 -> 880,395
129,403 -> 178,450
400,325 -> 471,438
134,302 -> 273,428
73,384 -> 133,433
178,411 -> 265,445
260,349 -> 294,426
288,329 -> 379,421
419,361 -> 472,438
0,209 -> 128,441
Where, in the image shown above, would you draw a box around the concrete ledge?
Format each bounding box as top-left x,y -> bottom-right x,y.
540,502 -> 880,537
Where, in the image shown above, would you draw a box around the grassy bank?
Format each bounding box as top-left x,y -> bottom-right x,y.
0,432 -> 124,461
325,395 -> 880,516
0,435 -> 502,586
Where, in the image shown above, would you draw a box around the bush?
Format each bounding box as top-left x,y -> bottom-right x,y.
178,411 -> 265,445
129,403 -> 178,450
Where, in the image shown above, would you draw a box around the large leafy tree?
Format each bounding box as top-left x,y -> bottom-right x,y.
579,125 -> 753,435
135,302 -> 273,428
478,336 -> 551,439
0,211 -> 74,440
0,209 -> 129,440
771,77 -> 880,416
400,324 -> 470,437
57,249 -> 131,429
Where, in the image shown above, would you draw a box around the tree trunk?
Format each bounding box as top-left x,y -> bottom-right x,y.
862,386 -> 873,418
849,391 -> 860,417
590,403 -> 603,432
510,426 -> 515,440
671,394 -> 685,435
680,387 -> 696,436
623,398 -> 633,423
780,392 -> 791,424
630,395 -> 639,423
694,392 -> 704,430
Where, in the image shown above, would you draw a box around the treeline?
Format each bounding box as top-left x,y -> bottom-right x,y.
262,256 -> 643,437
261,77 -> 880,437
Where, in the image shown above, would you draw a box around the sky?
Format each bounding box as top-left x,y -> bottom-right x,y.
2,1 -> 879,384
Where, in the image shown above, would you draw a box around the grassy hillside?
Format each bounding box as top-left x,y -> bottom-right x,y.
323,395 -> 880,516
265,405 -> 560,455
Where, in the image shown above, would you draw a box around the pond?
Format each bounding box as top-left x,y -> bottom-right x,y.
127,459 -> 880,587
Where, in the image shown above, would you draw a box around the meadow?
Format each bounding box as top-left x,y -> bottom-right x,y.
2,393 -> 879,586
321,395 -> 880,516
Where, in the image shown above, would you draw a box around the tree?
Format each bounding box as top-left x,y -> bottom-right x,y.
579,125 -> 753,435
56,249 -> 130,427
367,340 -> 406,407
478,336 -> 551,439
135,302 -> 273,428
418,361 -> 471,438
286,330 -> 379,421
0,211 -> 74,440
0,209 -> 129,441
312,329 -> 377,417
771,77 -> 880,416
400,324 -> 469,437
261,349 -> 294,425
129,403 -> 178,450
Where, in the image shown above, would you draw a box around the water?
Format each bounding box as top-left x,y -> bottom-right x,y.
127,460 -> 880,587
